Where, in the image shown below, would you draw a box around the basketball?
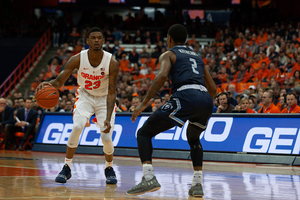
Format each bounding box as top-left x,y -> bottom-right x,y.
35,85 -> 59,109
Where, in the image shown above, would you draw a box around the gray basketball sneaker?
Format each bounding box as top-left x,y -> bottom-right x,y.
126,176 -> 161,195
188,183 -> 204,197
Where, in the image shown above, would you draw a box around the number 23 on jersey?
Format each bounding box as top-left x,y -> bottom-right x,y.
85,80 -> 101,90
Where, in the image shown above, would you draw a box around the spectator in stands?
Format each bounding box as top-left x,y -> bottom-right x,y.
140,47 -> 150,58
64,100 -> 73,112
281,93 -> 300,113
249,85 -> 256,94
228,84 -> 238,99
128,47 -> 140,64
64,74 -> 77,86
248,98 -> 256,112
144,31 -> 152,44
153,31 -> 164,44
112,40 -> 121,55
51,13 -> 60,47
145,41 -> 154,54
283,81 -> 292,93
272,55 -> 283,70
31,99 -> 43,119
103,41 -> 113,54
48,58 -> 60,74
152,96 -> 163,112
151,46 -> 161,59
6,98 -> 37,151
212,71 -> 221,86
292,86 -> 300,105
13,98 -> 20,113
223,39 -> 234,54
18,98 -> 25,108
267,46 -> 278,60
0,98 -> 14,150
235,97 -> 255,113
145,56 -> 157,71
129,96 -> 142,112
255,62 -> 269,82
294,70 -> 300,82
68,29 -> 80,46
133,29 -> 144,44
46,100 -> 65,112
38,73 -> 45,82
122,31 -> 133,44
49,71 -> 58,81
105,30 -> 115,44
249,94 -> 262,112
74,40 -> 83,54
279,50 -> 288,66
234,32 -> 244,48
216,93 -> 234,113
164,93 -> 170,103
233,63 -> 249,83
278,94 -> 287,112
112,27 -> 122,41
145,67 -> 156,81
115,47 -> 124,61
67,93 -> 75,101
122,94 -> 132,111
227,91 -> 238,106
267,63 -> 281,82
119,54 -> 130,72
258,91 -> 280,113
30,76 -> 41,96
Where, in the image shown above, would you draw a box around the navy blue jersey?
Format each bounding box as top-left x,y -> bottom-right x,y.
168,45 -> 206,93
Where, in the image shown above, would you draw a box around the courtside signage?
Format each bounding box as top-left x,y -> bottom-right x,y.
35,114 -> 300,154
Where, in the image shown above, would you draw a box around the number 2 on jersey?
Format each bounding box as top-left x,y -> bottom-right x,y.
85,80 -> 101,90
189,58 -> 199,74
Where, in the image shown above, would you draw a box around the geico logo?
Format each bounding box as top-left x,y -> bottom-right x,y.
42,123 -> 122,146
243,127 -> 300,154
204,117 -> 233,142
135,116 -> 189,141
135,117 -> 233,142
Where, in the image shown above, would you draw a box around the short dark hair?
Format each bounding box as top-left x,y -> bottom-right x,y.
153,96 -> 162,102
25,97 -> 32,102
167,24 -> 187,44
87,27 -> 104,38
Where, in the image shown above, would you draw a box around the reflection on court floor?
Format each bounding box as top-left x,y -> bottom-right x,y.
0,151 -> 299,200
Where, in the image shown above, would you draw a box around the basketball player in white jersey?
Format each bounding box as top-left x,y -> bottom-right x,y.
36,27 -> 119,184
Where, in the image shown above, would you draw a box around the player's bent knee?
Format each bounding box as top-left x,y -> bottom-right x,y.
67,141 -> 79,148
136,125 -> 149,139
101,134 -> 114,155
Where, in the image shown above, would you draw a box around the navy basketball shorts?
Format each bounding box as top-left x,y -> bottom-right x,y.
155,90 -> 213,129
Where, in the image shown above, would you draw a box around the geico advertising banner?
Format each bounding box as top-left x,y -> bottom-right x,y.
35,113 -> 300,154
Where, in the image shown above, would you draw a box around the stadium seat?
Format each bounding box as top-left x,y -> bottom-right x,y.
221,83 -> 229,92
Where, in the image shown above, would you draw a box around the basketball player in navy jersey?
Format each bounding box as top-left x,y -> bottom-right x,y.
36,27 -> 119,184
127,24 -> 217,197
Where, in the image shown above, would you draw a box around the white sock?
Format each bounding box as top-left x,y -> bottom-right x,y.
105,161 -> 113,169
192,170 -> 203,186
64,158 -> 73,169
143,164 -> 154,181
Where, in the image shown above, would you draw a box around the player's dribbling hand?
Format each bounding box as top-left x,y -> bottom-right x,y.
35,82 -> 52,95
131,103 -> 148,122
102,119 -> 111,134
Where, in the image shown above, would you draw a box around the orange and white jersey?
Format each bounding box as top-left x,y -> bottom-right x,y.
78,49 -> 112,96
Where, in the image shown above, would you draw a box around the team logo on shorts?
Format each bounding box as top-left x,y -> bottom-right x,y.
161,102 -> 173,112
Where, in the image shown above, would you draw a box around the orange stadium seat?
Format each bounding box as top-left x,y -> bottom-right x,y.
221,83 -> 229,92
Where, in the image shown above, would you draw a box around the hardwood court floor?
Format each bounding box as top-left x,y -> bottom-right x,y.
0,150 -> 300,200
